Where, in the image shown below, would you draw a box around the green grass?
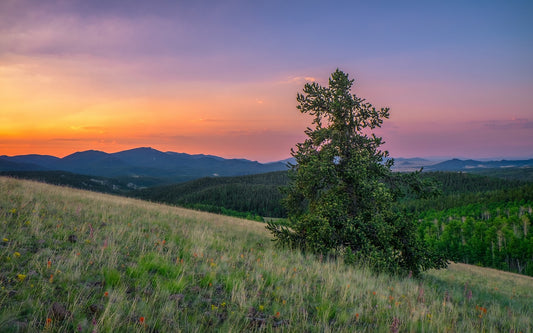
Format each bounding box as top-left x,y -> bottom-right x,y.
1,177 -> 532,332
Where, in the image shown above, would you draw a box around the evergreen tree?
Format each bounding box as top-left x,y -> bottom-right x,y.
267,69 -> 446,275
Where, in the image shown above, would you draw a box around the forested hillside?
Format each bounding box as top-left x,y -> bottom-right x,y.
0,171 -> 132,194
135,170 -> 531,218
418,201 -> 533,276
401,172 -> 532,213
134,171 -> 289,218
467,167 -> 533,182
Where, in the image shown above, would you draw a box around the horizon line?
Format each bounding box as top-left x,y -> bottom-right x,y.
2,146 -> 533,164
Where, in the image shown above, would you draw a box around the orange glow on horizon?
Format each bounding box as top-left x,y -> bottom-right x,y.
1,60 -> 309,161
2,57 -> 531,161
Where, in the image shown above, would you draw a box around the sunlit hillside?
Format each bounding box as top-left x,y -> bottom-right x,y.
1,177 -> 531,332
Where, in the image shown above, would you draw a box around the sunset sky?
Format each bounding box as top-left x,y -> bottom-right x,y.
1,0 -> 532,162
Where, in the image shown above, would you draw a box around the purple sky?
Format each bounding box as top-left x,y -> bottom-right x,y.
1,0 -> 532,161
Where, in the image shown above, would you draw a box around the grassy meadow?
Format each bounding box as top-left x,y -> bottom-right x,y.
1,177 -> 532,332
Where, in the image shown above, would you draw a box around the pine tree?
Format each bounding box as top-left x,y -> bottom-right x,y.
267,69 -> 446,275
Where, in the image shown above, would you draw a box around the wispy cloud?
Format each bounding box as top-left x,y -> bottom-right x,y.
279,76 -> 318,85
49,138 -> 91,142
479,118 -> 533,130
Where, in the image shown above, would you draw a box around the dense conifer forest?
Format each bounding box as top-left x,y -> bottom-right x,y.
135,170 -> 531,218
134,171 -> 289,218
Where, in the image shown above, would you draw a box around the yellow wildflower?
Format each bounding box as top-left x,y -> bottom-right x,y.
17,274 -> 26,282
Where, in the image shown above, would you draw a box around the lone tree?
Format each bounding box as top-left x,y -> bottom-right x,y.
267,69 -> 446,275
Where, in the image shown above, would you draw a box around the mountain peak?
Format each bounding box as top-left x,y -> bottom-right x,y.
63,150 -> 109,159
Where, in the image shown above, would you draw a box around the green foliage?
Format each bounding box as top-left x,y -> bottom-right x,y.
135,171 -> 288,218
103,268 -> 122,287
470,167 -> 533,182
267,69 -> 446,275
418,199 -> 533,276
401,173 -> 531,214
137,170 -> 532,222
0,170 -> 133,194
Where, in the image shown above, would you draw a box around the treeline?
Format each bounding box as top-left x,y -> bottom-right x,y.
469,167 -> 533,182
418,171 -> 528,195
418,200 -> 533,276
0,170 -> 131,194
401,181 -> 533,214
134,171 -> 289,217
4,169 -> 531,221
134,170 -> 532,219
180,203 -> 265,222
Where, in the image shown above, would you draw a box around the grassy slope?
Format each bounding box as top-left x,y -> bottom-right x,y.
0,177 -> 531,332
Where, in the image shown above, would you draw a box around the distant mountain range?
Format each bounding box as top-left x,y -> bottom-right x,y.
423,158 -> 533,171
0,147 -> 289,185
392,157 -> 533,172
2,148 -> 532,186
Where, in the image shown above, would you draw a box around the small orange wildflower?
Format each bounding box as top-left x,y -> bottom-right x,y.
104,291 -> 109,297
139,317 -> 145,325
49,274 -> 54,283
275,311 -> 280,318
47,260 -> 51,268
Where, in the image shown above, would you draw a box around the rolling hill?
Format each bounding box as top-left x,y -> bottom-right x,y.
1,177 -> 531,332
134,170 -> 531,218
0,147 -> 289,185
134,171 -> 289,218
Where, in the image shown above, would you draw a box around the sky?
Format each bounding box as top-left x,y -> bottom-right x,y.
1,0 -> 532,162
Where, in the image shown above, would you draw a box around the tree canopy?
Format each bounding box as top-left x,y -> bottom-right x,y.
267,69 -> 446,275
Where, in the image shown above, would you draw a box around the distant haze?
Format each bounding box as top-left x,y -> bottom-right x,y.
1,1 -> 532,162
